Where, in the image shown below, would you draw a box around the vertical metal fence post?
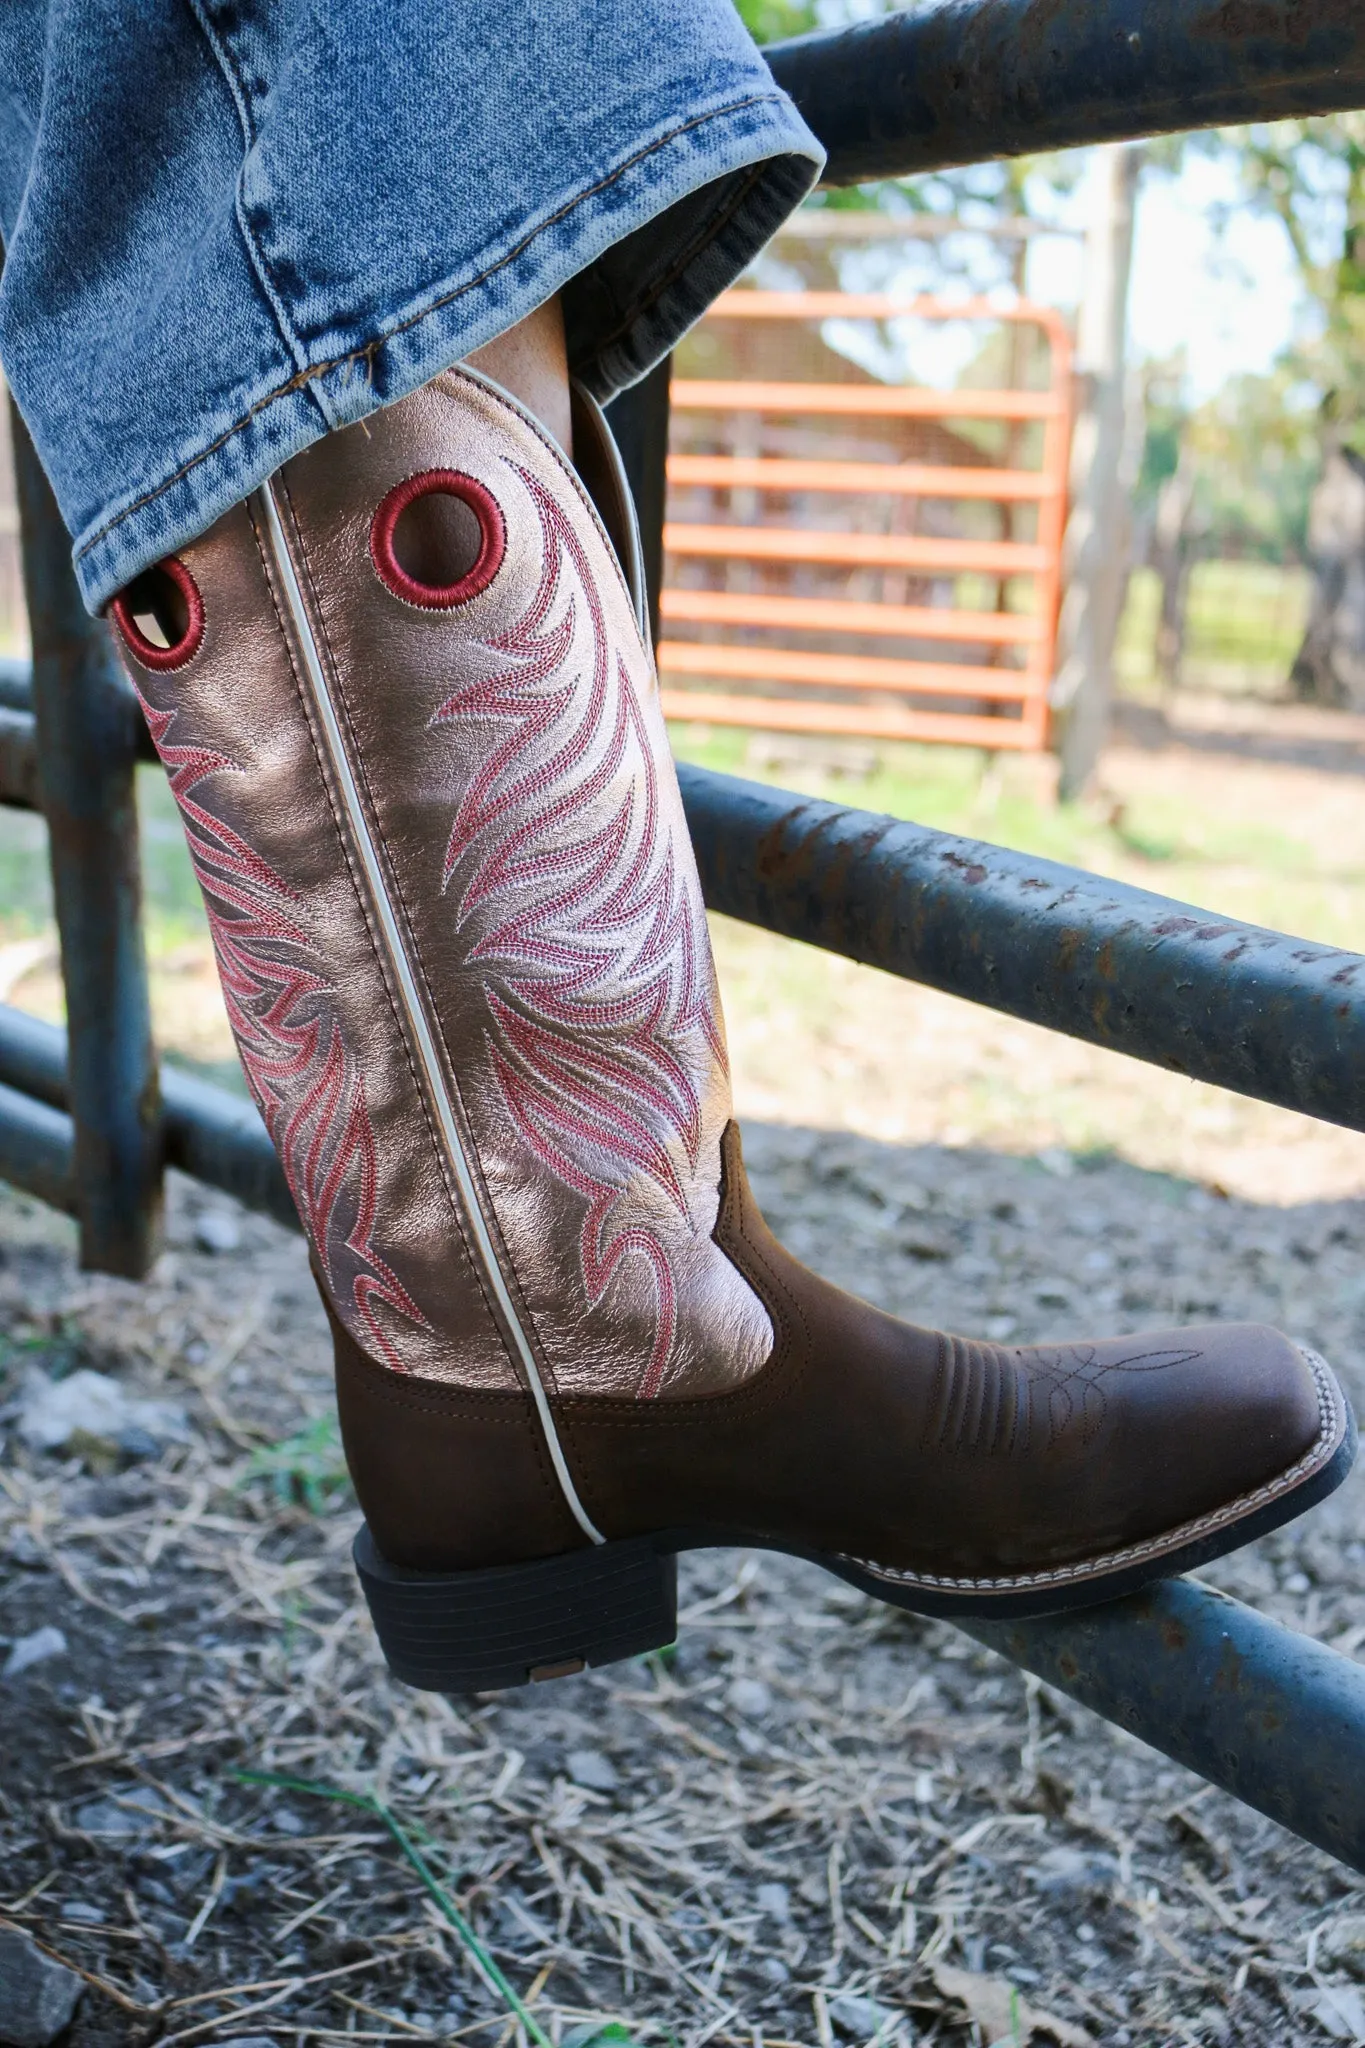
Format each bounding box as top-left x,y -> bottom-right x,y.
604,355 -> 672,649
10,407 -> 163,1276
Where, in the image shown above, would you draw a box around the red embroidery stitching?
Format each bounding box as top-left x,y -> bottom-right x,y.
370,469 -> 506,610
109,557 -> 205,672
436,470 -> 720,1399
136,685 -> 428,1369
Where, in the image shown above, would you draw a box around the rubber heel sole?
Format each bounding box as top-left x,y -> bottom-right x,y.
353,1524 -> 678,1692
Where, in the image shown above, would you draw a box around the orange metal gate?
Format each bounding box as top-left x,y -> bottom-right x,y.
657,291 -> 1073,751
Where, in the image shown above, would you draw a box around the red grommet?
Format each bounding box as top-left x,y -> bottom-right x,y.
109,557 -> 205,671
369,469 -> 506,609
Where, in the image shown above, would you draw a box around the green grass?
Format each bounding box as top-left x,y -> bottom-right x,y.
669,720 -> 1315,876
667,721 -> 1365,954
0,804 -> 51,939
0,767 -> 247,1085
242,1416 -> 352,1513
0,766 -> 211,951
1117,560 -> 1311,700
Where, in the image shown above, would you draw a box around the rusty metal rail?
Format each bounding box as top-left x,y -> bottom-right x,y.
678,764 -> 1365,1131
765,0 -> 1365,183
0,1002 -> 295,1228
11,410 -> 162,1277
967,1578 -> 1365,1874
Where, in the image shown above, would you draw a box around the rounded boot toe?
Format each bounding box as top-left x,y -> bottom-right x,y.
1022,1321 -> 1348,1577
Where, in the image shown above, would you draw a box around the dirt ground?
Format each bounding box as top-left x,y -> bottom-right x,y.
3,713 -> 1365,2048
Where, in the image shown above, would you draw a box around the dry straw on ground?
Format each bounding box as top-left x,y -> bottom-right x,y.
1,1113 -> 1363,2048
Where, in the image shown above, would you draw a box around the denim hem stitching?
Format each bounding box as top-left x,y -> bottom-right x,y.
586,158 -> 773,365
185,0 -> 329,419
74,89 -> 802,569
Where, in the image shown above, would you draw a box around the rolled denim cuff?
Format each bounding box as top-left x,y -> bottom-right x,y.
69,91 -> 819,611
563,101 -> 819,401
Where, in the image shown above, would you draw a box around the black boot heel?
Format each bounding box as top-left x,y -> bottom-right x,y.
352,1524 -> 678,1692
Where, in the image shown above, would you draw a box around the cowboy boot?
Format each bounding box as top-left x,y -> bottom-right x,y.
109,366 -> 1355,1692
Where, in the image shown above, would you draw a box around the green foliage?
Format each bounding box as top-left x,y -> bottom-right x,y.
732,0 -> 821,38
243,1415 -> 351,1513
1187,373 -> 1319,558
1128,123 -> 1365,558
1192,117 -> 1365,433
1136,359 -> 1320,558
732,0 -> 914,40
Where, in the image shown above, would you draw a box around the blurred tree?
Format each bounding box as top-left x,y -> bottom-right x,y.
1134,361 -> 1318,694
1184,371 -> 1318,559
1194,118 -> 1365,702
1205,120 -> 1365,411
1136,362 -> 1318,557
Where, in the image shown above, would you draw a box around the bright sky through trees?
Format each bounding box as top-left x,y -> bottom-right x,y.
1032,153 -> 1307,402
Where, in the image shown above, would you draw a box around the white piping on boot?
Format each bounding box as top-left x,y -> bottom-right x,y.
253,479 -> 606,1548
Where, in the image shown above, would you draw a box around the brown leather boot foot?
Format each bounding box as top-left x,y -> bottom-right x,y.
109,363 -> 1356,1694
333,1122 -> 1353,1687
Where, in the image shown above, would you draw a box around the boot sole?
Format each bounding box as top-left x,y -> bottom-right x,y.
354,1359 -> 1356,1693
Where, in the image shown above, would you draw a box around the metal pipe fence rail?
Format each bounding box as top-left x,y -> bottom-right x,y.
677,767 -> 1365,1131
764,0 -> 1365,183
12,412 -> 162,1279
1,0 -> 1364,1883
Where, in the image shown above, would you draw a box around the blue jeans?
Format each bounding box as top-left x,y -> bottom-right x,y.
0,2 -> 820,611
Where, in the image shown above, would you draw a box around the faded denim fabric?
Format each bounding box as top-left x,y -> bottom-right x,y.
0,2 -> 821,610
